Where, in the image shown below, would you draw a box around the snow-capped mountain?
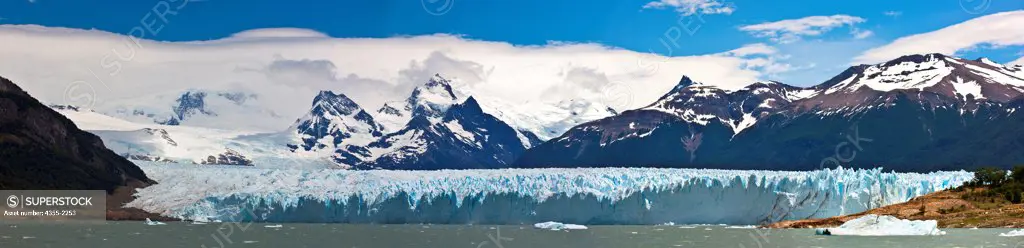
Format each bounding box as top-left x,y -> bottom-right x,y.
48,71 -> 609,170
372,74 -> 615,146
375,74 -> 461,132
283,74 -> 537,169
103,89 -> 288,132
642,76 -> 813,135
287,90 -> 384,165
802,53 -> 1024,112
53,106 -> 336,168
516,54 -> 1024,172
45,53 -> 1024,172
362,97 -> 531,170
819,55 -> 1024,98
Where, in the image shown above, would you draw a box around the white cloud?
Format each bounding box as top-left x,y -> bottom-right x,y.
1012,56 -> 1024,66
264,57 -> 340,84
855,11 -> 1024,64
259,56 -> 398,109
229,28 -> 330,39
399,51 -> 491,89
718,43 -> 798,76
642,0 -> 735,16
739,15 -> 867,44
851,28 -> 873,39
883,11 -> 902,17
721,43 -> 778,57
0,25 -> 777,122
540,67 -> 613,99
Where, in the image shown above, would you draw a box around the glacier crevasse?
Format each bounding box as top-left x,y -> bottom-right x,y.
127,163 -> 972,225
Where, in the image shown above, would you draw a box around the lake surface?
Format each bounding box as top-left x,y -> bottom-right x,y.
0,222 -> 1021,248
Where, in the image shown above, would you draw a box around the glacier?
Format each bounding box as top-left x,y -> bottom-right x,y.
127,162 -> 972,225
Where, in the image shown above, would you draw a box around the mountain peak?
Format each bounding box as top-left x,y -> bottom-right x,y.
431,73 -> 447,82
883,53 -> 948,66
290,88 -> 383,159
426,73 -> 455,89
747,80 -> 784,88
377,102 -> 403,116
675,75 -> 698,90
316,90 -> 338,96
310,90 -> 360,116
462,96 -> 481,110
167,90 -> 214,124
974,57 -> 1002,67
0,76 -> 29,97
413,73 -> 458,100
815,64 -> 871,90
447,96 -> 485,117
406,73 -> 460,118
313,90 -> 353,103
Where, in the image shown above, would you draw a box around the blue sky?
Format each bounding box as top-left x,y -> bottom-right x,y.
0,0 -> 1022,86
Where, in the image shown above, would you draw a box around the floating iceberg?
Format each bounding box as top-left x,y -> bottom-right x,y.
816,215 -> 945,236
725,225 -> 757,229
534,221 -> 588,230
1000,229 -> 1024,237
144,218 -> 166,226
127,163 -> 971,225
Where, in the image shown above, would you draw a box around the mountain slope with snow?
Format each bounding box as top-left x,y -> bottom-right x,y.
362,97 -> 530,169
374,74 -> 461,132
478,98 -> 618,142
101,89 -> 290,132
53,72 -> 576,170
518,54 -> 1024,172
819,54 -> 1024,99
54,107 -> 336,168
270,74 -> 540,169
800,54 -> 1024,113
287,91 -> 384,165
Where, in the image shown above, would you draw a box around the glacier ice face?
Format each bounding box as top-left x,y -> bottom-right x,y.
818,214 -> 945,236
127,163 -> 972,225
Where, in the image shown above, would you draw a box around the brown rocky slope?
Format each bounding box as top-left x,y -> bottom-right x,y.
767,187 -> 1024,228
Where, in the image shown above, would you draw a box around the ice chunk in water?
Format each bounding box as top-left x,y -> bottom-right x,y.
534,222 -> 588,231
144,218 -> 167,226
999,229 -> 1024,237
816,215 -> 945,236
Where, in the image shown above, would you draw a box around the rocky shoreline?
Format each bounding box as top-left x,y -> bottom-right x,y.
767,187 -> 1024,229
104,180 -> 178,222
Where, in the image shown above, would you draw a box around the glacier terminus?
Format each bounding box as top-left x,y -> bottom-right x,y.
127,162 -> 971,225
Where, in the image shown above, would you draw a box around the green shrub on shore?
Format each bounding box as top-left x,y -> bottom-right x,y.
961,166 -> 1024,204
